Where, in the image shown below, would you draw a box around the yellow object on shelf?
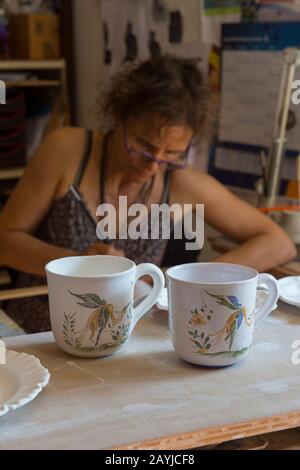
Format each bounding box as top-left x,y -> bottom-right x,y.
285,154 -> 300,199
286,180 -> 300,199
9,14 -> 61,60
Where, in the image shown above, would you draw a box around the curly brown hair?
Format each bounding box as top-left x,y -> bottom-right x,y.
98,55 -> 216,141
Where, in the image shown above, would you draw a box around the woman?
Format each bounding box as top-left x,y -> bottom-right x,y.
0,55 -> 296,333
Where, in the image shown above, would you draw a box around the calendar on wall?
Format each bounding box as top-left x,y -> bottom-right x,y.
219,49 -> 300,151
209,22 -> 300,190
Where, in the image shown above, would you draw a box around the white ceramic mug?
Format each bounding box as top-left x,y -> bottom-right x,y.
46,255 -> 165,358
166,262 -> 279,367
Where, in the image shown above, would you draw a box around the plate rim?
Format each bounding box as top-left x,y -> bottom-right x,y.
278,276 -> 300,309
0,349 -> 50,417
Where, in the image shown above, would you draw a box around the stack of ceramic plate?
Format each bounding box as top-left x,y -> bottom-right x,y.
0,350 -> 50,417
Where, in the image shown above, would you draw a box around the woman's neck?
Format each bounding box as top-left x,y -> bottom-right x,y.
103,128 -> 150,202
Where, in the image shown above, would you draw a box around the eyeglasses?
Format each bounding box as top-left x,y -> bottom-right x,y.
124,122 -> 190,170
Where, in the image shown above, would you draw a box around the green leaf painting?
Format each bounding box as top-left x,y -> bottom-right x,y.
68,291 -> 106,309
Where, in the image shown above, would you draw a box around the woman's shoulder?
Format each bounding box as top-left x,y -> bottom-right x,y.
47,126 -> 104,160
41,126 -> 104,170
26,127 -> 94,191
170,165 -> 227,205
170,166 -> 207,190
171,165 -> 222,188
44,126 -> 86,156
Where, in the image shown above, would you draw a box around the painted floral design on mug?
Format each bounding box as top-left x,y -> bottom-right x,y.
188,292 -> 254,360
62,290 -> 133,353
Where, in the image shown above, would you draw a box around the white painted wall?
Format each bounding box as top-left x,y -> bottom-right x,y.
73,0 -> 104,128
165,0 -> 201,44
73,0 -> 203,129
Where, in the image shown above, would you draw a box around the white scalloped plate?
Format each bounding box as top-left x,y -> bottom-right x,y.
278,276 -> 300,309
0,350 -> 50,417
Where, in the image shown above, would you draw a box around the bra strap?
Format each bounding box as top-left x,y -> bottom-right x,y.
73,130 -> 93,188
162,170 -> 171,204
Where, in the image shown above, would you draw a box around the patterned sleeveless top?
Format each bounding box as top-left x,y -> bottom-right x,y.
5,131 -> 171,333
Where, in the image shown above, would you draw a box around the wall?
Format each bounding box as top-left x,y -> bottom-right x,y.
73,0 -> 203,129
73,0 -> 104,128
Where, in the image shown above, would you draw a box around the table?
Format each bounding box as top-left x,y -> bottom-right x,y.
1,302 -> 300,450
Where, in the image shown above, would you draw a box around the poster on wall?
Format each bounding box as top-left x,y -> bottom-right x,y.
257,0 -> 300,22
204,0 -> 240,14
260,0 -> 294,3
201,0 -> 241,45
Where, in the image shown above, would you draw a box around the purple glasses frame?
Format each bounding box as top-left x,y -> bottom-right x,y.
124,122 -> 190,170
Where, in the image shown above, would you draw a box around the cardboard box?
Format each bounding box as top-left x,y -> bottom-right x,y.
9,14 -> 61,60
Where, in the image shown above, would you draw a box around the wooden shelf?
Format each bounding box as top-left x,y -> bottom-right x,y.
6,80 -> 61,88
0,58 -> 69,185
0,59 -> 66,71
0,268 -> 11,287
0,284 -> 48,301
0,167 -> 25,181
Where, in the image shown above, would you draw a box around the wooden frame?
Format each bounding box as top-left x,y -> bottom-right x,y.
60,0 -> 77,125
0,285 -> 48,301
112,411 -> 300,450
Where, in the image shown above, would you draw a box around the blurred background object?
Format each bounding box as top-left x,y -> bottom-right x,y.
3,0 -> 42,15
0,0 -> 69,217
0,2 -> 9,59
9,12 -> 61,60
0,88 -> 26,169
241,0 -> 258,22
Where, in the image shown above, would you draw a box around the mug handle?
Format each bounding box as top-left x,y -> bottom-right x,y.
254,273 -> 279,328
131,263 -> 165,331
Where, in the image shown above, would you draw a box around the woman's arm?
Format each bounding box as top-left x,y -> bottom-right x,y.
0,128 -> 80,276
171,168 -> 297,272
